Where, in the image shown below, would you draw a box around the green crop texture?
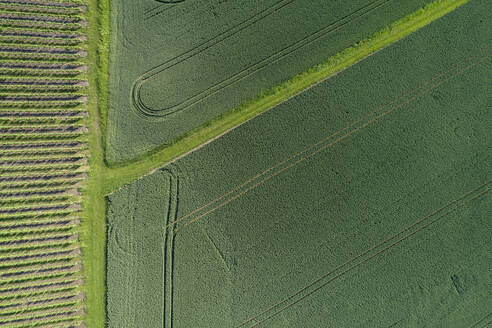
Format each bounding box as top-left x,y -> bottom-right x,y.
5,0 -> 482,326
102,0 -> 491,327
102,0 -> 469,194
106,0 -> 441,164
0,0 -> 88,327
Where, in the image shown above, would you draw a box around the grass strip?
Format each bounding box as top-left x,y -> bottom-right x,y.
103,0 -> 470,193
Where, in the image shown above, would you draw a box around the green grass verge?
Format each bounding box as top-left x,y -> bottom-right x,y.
103,0 -> 469,194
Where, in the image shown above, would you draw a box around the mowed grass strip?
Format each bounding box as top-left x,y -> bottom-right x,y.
103,0 -> 470,194
238,183 -> 491,327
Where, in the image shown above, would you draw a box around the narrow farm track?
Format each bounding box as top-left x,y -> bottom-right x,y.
0,0 -> 87,326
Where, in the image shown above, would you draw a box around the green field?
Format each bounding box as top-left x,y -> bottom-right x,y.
3,0 -> 487,326
105,0 -> 492,327
106,0 -> 440,164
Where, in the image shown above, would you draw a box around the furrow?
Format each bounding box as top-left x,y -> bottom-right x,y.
0,299 -> 83,320
0,81 -> 82,94
0,178 -> 85,191
0,225 -> 78,242
0,187 -> 74,198
0,94 -> 85,102
0,154 -> 84,166
0,201 -> 80,214
0,210 -> 78,223
0,148 -> 84,159
0,263 -> 81,286
0,68 -> 84,78
0,35 -> 85,46
0,19 -> 83,31
0,116 -> 85,126
0,44 -> 81,55
0,212 -> 78,226
0,111 -> 86,118
0,172 -> 84,184
0,194 -> 77,207
0,312 -> 84,328
0,100 -> 86,108
0,276 -> 82,294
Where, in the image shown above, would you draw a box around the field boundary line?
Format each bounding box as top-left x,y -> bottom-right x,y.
236,182 -> 491,327
161,168 -> 179,328
132,0 -> 294,116
132,0 -> 390,118
144,3 -> 178,21
468,312 -> 492,328
104,0 -> 470,191
169,49 -> 492,232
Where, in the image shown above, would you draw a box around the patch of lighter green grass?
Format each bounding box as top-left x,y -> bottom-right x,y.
78,0 -> 109,327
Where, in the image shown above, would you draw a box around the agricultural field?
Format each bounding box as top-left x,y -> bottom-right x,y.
2,0 -> 490,327
106,0 -> 440,163
105,0 -> 491,327
0,0 -> 89,327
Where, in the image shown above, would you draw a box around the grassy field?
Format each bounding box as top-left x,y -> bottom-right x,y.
0,0 -> 89,326
105,0 -> 491,327
106,0 -> 438,164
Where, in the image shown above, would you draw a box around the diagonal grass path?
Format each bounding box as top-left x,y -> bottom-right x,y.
102,0 -> 469,194
83,0 -> 471,326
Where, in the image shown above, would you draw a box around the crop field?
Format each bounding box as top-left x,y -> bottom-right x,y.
105,0 -> 491,327
0,0 -> 88,326
106,0 -> 441,164
4,0 -> 487,327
